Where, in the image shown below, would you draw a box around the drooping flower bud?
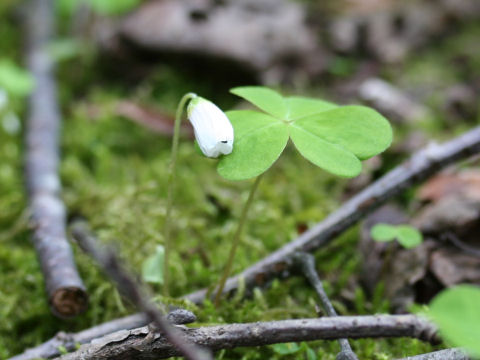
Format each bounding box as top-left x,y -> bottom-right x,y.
187,96 -> 234,158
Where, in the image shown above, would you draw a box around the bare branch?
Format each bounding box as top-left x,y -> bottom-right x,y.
24,0 -> 87,317
294,252 -> 358,360
56,315 -> 438,360
396,348 -> 470,360
8,310 -> 196,360
70,222 -> 212,360
186,126 -> 480,303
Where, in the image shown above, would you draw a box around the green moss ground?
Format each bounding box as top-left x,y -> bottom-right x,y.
1,3 -> 479,358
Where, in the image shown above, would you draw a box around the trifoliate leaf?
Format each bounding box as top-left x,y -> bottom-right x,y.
230,86 -> 287,119
223,87 -> 393,181
427,285 -> 480,357
141,245 -> 164,285
290,123 -> 362,177
218,110 -> 289,180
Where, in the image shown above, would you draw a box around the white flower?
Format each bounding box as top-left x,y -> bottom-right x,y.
187,96 -> 234,158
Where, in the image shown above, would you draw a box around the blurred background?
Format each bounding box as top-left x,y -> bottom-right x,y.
0,0 -> 479,358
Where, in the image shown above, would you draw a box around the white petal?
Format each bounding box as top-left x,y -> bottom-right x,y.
188,97 -> 234,158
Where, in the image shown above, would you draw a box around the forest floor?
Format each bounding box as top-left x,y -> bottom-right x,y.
1,1 -> 479,358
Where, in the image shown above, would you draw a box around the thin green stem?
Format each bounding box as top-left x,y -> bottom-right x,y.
214,174 -> 264,307
164,92 -> 196,297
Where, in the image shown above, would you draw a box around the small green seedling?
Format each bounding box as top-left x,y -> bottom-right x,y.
425,285 -> 480,357
158,86 -> 392,300
141,245 -> 165,285
371,223 -> 423,249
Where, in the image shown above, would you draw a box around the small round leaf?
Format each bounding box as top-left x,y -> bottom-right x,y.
428,285 -> 480,357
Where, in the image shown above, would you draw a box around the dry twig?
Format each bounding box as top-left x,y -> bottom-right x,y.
55,315 -> 437,360
24,0 -> 87,317
8,310 -> 195,360
294,252 -> 358,360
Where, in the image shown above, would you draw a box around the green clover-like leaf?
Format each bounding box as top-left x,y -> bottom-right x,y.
219,86 -> 392,180
426,285 -> 480,357
371,224 -> 423,249
218,110 -> 289,180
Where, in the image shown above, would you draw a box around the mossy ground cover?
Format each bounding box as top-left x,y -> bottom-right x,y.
1,3 -> 479,358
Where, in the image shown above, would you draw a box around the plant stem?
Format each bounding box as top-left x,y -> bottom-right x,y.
214,174 -> 263,306
164,92 -> 196,297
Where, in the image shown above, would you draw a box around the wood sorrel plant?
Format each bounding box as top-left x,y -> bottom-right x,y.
161,86 -> 392,301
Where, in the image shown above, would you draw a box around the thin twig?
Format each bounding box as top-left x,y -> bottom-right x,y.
186,126 -> 480,303
8,310 -> 196,360
396,348 -> 470,360
55,315 -> 438,360
70,222 -> 212,360
294,252 -> 358,360
24,0 -> 87,317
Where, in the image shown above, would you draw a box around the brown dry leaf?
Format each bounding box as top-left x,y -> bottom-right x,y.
418,170 -> 480,202
430,248 -> 480,287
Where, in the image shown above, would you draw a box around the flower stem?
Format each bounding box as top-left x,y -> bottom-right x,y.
164,92 -> 196,297
214,174 -> 264,307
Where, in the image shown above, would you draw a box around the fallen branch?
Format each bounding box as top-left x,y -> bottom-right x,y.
396,348 -> 470,360
186,126 -> 480,303
8,310 -> 195,360
294,252 -> 358,360
56,315 -> 438,360
70,222 -> 212,360
24,0 -> 87,317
